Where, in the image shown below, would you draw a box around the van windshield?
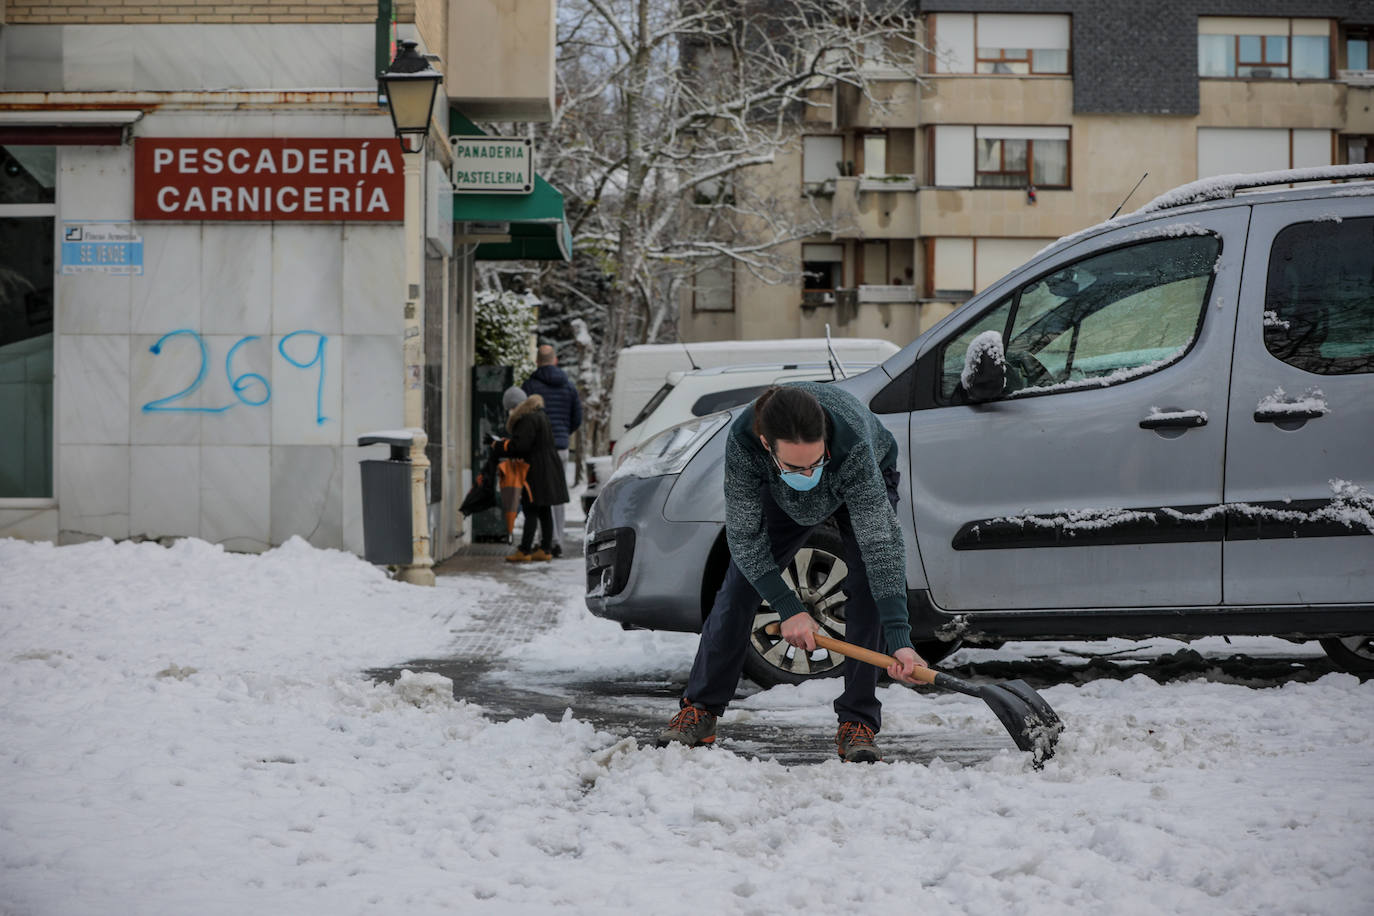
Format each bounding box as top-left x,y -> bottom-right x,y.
626,383 -> 674,430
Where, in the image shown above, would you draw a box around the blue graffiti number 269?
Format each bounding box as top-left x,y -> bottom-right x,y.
142,329 -> 329,425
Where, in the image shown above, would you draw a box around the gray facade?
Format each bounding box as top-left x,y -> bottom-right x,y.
921,0 -> 1374,114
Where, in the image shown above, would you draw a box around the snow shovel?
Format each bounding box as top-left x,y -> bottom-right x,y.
765,624 -> 1063,763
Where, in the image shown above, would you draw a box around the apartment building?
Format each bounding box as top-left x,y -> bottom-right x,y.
0,0 -> 564,567
680,0 -> 1374,346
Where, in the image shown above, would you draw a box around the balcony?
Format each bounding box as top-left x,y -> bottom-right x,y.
1338,69 -> 1374,87
830,176 -> 919,240
857,285 -> 918,304
834,81 -> 919,129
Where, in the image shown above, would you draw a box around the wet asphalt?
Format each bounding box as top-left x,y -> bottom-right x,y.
367,524 -> 1342,767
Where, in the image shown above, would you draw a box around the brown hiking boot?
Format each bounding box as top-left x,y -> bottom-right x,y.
656,702 -> 717,748
505,549 -> 533,563
529,548 -> 553,562
836,721 -> 882,763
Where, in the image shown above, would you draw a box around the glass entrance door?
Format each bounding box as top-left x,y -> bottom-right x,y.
0,145 -> 56,498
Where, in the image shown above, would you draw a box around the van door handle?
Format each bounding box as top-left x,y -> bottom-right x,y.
1254,407 -> 1326,424
1139,410 -> 1208,430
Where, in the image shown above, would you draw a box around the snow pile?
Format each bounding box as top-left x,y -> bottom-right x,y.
1145,406 -> 1208,425
959,330 -> 1005,393
1256,385 -> 1330,417
1135,164 -> 1374,213
2,537 -> 1372,915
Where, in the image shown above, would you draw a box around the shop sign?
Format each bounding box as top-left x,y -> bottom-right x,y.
60,221 -> 144,275
133,138 -> 404,221
450,136 -> 533,194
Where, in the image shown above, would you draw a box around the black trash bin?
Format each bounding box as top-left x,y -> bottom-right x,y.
358,431 -> 417,566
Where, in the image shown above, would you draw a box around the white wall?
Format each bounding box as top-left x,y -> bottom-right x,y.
934,125 -> 975,187
51,109 -> 406,552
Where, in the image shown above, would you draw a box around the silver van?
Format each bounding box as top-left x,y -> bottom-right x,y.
585,167 -> 1374,686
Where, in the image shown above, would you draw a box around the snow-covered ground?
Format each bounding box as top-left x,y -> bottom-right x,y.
2,536 -> 1371,915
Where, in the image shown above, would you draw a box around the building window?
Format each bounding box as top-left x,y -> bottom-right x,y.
1198,18 -> 1331,80
1345,27 -> 1371,71
1264,218 -> 1374,376
937,234 -> 1219,402
801,243 -> 843,305
0,145 -> 56,499
931,13 -> 1070,75
927,237 -> 1055,299
932,125 -> 1070,189
975,128 -> 1068,188
1197,127 -> 1331,179
802,135 -> 846,186
692,258 -> 735,312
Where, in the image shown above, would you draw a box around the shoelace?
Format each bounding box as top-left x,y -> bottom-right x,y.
838,722 -> 876,748
669,706 -> 707,730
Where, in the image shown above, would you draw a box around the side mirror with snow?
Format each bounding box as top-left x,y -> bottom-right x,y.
961,331 -> 1008,403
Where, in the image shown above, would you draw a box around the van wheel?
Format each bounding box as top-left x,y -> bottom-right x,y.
741,526 -> 958,689
1319,636 -> 1374,675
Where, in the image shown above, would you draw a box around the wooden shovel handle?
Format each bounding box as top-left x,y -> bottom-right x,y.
765,623 -> 938,686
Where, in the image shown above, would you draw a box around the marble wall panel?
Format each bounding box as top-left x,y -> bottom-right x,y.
270,331 -> 343,446
55,273 -> 132,336
341,335 -> 403,443
137,112 -> 276,139
129,444 -> 200,538
132,25 -> 204,91
271,225 -> 343,335
129,332 -> 207,445
1,26 -> 63,90
57,334 -> 129,445
270,444 -> 343,549
201,25 -> 277,91
201,445 -> 271,552
0,506 -> 58,542
339,25 -> 376,88
58,146 -> 134,221
132,225 -> 202,335
197,334 -> 274,446
343,114 -> 398,140
270,25 -> 343,89
58,444 -> 130,542
342,225 -> 405,335
201,225 -> 273,336
62,26 -> 134,91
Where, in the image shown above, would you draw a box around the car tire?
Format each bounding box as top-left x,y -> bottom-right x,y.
741,525 -> 958,689
1319,636 -> 1374,675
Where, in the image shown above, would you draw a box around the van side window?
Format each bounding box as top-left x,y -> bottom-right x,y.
691,386 -> 769,417
1264,217 -> 1374,375
938,234 -> 1219,402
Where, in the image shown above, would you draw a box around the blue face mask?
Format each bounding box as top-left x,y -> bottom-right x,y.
779,465 -> 823,492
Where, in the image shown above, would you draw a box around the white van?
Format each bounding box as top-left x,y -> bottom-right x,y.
607,338 -> 900,452
612,360 -> 887,467
581,338 -> 900,513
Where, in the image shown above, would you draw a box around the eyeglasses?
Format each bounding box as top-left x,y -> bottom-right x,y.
769,448 -> 829,475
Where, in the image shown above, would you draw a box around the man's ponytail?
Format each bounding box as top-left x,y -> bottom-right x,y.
752,386 -> 827,447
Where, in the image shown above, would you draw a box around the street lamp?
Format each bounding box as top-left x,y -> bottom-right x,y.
379,40 -> 443,153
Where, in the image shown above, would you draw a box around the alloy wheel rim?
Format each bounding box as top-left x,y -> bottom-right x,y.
748,546 -> 850,677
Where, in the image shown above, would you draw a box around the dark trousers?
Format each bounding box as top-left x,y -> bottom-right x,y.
518,499 -> 554,552
683,471 -> 900,731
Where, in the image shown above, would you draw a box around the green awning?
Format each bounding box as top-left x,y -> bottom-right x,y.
449,110 -> 572,261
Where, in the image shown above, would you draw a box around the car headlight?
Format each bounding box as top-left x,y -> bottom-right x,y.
609,413 -> 730,482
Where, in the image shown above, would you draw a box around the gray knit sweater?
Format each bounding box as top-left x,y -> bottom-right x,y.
724,381 -> 913,653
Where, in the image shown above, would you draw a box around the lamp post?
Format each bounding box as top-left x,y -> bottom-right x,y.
379,40 -> 443,154
381,39 -> 443,586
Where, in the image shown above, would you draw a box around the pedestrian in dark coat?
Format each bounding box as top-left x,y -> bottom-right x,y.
522,345 -> 582,556
494,386 -> 570,562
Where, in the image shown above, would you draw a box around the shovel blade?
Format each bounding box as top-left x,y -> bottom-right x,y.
979,680 -> 1064,765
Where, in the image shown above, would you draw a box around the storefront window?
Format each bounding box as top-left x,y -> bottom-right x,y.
0,146 -> 57,498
